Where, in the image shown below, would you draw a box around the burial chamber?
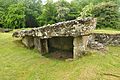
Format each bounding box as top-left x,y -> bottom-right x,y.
13,17 -> 97,58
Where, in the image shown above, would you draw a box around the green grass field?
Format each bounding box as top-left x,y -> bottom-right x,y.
93,29 -> 120,34
0,32 -> 120,80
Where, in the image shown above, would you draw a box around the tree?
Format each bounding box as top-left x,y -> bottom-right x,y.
79,3 -> 94,18
92,1 -> 120,29
25,0 -> 42,27
55,0 -> 71,22
37,0 -> 57,26
4,3 -> 25,29
77,1 -> 120,29
0,0 -> 18,28
0,0 -> 120,29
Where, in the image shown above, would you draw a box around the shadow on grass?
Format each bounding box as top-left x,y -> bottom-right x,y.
12,40 -> 96,61
42,50 -> 95,61
42,51 -> 73,61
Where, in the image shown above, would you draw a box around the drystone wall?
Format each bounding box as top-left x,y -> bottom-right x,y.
88,35 -> 105,51
93,33 -> 120,46
87,33 -> 120,51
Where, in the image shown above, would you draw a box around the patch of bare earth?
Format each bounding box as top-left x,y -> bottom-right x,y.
51,51 -> 73,59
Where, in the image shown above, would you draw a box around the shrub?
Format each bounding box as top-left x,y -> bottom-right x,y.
92,1 -> 120,29
80,3 -> 94,18
3,3 -> 25,29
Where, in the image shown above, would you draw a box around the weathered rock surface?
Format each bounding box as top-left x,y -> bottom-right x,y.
88,41 -> 105,50
87,33 -> 120,51
22,36 -> 34,48
13,17 -> 96,38
92,33 -> 120,46
87,35 -> 105,51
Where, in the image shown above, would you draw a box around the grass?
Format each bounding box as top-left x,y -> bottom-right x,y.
0,32 -> 120,80
93,29 -> 120,34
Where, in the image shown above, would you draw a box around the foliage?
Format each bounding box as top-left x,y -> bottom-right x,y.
92,1 -> 120,29
79,3 -> 94,18
25,0 -> 42,27
78,1 -> 120,29
0,0 -> 120,29
0,0 -> 18,28
55,0 -> 71,22
37,0 -> 57,26
3,3 -> 25,29
0,0 -> 42,28
0,7 -> 4,27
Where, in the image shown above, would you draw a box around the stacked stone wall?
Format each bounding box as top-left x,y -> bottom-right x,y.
93,33 -> 120,46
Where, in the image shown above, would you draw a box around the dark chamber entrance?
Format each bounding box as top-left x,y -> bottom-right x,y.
48,36 -> 74,59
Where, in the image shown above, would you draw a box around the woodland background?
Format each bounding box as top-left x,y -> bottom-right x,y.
0,0 -> 120,29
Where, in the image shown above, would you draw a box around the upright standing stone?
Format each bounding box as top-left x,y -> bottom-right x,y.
40,39 -> 49,54
22,36 -> 34,48
73,35 -> 89,58
73,37 -> 82,58
82,35 -> 89,50
34,37 -> 42,52
34,38 -> 48,54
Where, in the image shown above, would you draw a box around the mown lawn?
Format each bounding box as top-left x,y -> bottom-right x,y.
0,32 -> 120,80
93,29 -> 120,34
